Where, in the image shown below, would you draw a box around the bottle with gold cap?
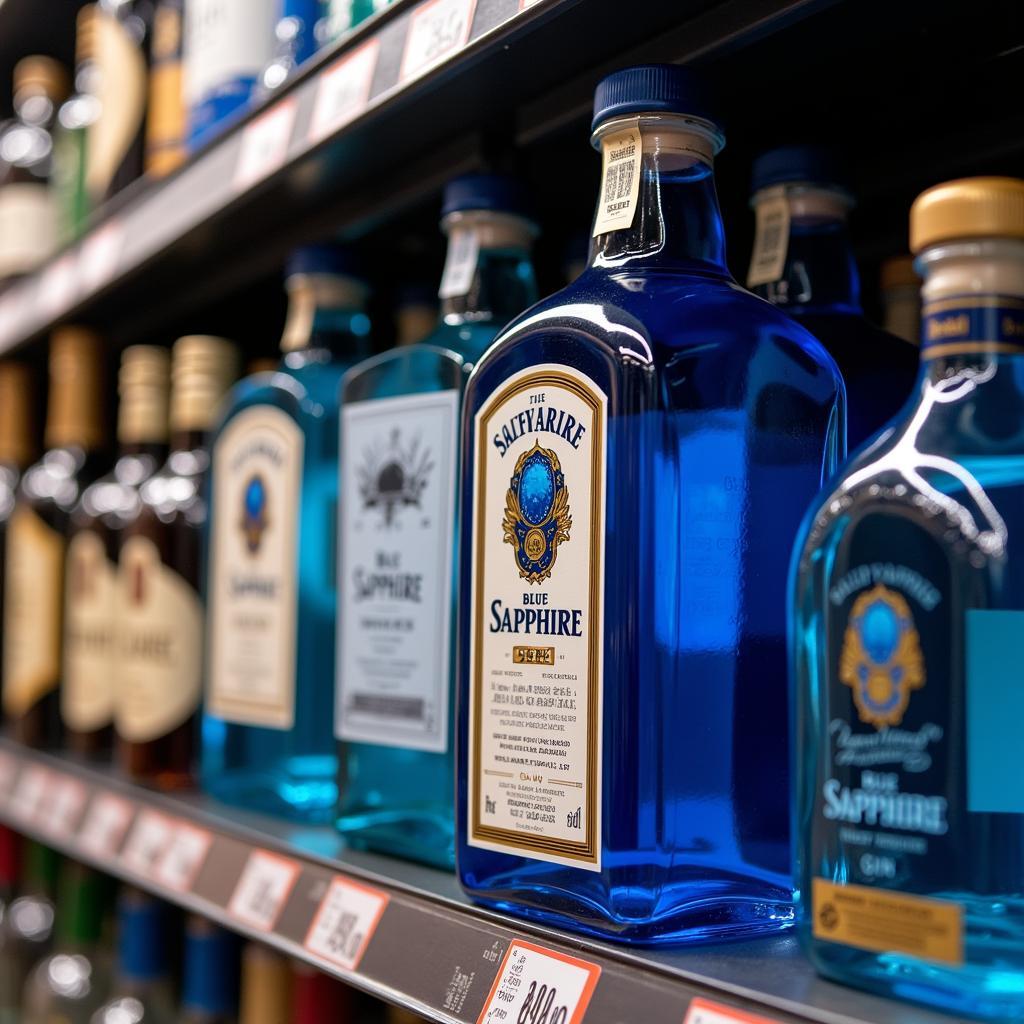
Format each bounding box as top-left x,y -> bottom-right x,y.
3,327 -> 107,748
63,345 -> 170,757
879,254 -> 921,346
238,944 -> 292,1024
117,335 -> 239,787
791,177 -> 1024,1018
0,56 -> 70,283
144,0 -> 186,178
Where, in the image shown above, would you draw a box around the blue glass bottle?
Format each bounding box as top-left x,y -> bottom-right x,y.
792,177 -> 1024,1018
203,246 -> 372,822
456,65 -> 843,944
336,175 -> 538,869
179,917 -> 239,1024
260,0 -> 321,94
748,146 -> 918,450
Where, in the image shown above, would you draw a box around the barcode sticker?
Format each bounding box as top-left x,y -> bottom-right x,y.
746,186 -> 790,288
41,775 -> 88,838
304,876 -> 389,971
684,998 -> 781,1024
9,765 -> 50,824
79,221 -> 124,292
228,850 -> 300,931
37,254 -> 79,314
400,0 -> 477,83
154,823 -> 212,892
234,99 -> 298,191
592,122 -> 642,236
121,810 -> 175,877
80,793 -> 134,856
477,940 -> 600,1024
309,40 -> 379,144
438,228 -> 480,299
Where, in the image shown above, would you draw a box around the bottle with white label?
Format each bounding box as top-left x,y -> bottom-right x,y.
792,177 -> 1024,1018
336,174 -> 538,869
3,328 -> 108,750
203,245 -> 372,822
457,65 -> 843,942
63,345 -> 170,758
118,336 -> 238,788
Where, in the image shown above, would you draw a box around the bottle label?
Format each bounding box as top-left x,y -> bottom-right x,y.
0,183 -> 57,278
746,185 -> 790,288
438,229 -> 480,300
336,389 -> 459,753
207,405 -> 303,729
592,121 -> 642,236
62,530 -> 117,732
2,505 -> 64,716
468,364 -> 606,871
921,295 -> 1024,358
116,535 -> 203,743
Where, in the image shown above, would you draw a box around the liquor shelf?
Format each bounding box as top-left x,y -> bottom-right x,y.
0,737 -> 951,1024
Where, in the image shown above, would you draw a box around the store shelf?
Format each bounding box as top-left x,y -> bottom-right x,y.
0,737 -> 954,1024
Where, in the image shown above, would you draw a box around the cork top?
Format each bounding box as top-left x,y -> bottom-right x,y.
0,362 -> 34,468
170,335 -> 239,432
13,56 -> 69,102
45,326 -> 105,450
117,345 -> 170,445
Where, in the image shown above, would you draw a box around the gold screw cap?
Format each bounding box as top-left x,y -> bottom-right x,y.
911,177 -> 1024,253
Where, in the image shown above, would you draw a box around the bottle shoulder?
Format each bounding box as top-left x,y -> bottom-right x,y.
341,338 -> 472,402
214,365 -> 340,432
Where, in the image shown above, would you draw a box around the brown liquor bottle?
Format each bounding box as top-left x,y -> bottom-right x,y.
63,345 -> 170,757
117,335 -> 238,787
3,328 -> 107,748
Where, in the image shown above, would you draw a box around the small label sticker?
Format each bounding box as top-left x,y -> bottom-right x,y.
234,99 -> 297,191
0,751 -> 18,802
438,228 -> 480,300
592,122 -> 642,236
309,40 -> 379,144
41,775 -> 88,838
37,254 -> 79,315
685,998 -> 782,1024
121,810 -> 175,877
304,875 -> 390,971
154,823 -> 213,892
477,940 -> 600,1024
400,0 -> 477,83
79,222 -> 124,292
746,186 -> 790,288
228,850 -> 300,931
79,793 -> 134,856
9,765 -> 50,824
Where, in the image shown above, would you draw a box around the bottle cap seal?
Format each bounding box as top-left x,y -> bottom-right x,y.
911,176 -> 1024,252
285,244 -> 362,280
750,144 -> 850,197
440,174 -> 534,220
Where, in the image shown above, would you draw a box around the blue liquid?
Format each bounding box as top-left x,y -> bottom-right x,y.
457,155 -> 843,942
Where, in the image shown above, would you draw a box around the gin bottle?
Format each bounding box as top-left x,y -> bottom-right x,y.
792,177 -> 1024,1018
203,246 -> 372,821
335,175 -> 537,868
457,65 -> 843,942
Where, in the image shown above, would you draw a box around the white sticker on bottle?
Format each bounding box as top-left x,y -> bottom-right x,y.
154,822 -> 213,892
80,793 -> 134,856
592,122 -> 642,237
309,40 -> 379,144
228,850 -> 300,931
304,876 -> 390,971
477,940 -> 600,1024
684,998 -> 782,1024
121,809 -> 176,877
41,774 -> 88,838
437,229 -> 480,300
746,186 -> 790,288
9,765 -> 50,824
234,99 -> 297,191
400,0 -> 477,83
0,751 -> 16,802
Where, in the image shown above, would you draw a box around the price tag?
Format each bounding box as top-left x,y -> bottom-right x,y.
37,254 -> 79,315
400,0 -> 477,84
154,822 -> 212,892
79,221 -> 124,292
228,850 -> 300,931
80,793 -> 134,856
304,875 -> 389,971
438,228 -> 479,299
684,998 -> 781,1024
41,775 -> 88,838
746,186 -> 790,288
234,99 -> 298,191
0,751 -> 18,803
309,40 -> 379,144
8,765 -> 50,824
477,940 -> 600,1024
121,810 -> 175,877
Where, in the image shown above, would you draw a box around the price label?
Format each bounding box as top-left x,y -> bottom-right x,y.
121,810 -> 175,877
234,99 -> 298,191
37,254 -> 79,315
304,876 -> 389,971
41,775 -> 87,838
309,40 -> 379,144
80,793 -> 134,856
477,940 -> 600,1024
154,822 -> 212,892
400,0 -> 477,83
0,751 -> 18,803
9,765 -> 50,824
79,222 -> 124,292
228,850 -> 300,931
684,998 -> 781,1024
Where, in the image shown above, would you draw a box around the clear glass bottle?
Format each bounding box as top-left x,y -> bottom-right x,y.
880,254 -> 921,346
748,145 -> 919,451
203,246 -> 372,821
336,175 -> 537,868
118,336 -> 239,787
64,345 -> 170,757
792,176 -> 1024,1019
179,917 -> 239,1024
456,65 -> 843,943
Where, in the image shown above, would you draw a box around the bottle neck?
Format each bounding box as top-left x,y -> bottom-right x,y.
280,273 -> 371,358
750,185 -> 861,315
590,115 -> 728,275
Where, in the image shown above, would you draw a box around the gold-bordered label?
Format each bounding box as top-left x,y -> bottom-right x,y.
920,295 -> 1024,359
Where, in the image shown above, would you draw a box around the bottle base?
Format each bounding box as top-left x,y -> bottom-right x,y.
336,806 -> 454,870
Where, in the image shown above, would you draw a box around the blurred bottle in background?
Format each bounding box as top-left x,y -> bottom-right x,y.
145,0 -> 187,177
290,962 -> 350,1023
179,917 -> 239,1024
261,0 -> 320,94
879,253 -> 921,345
238,944 -> 292,1024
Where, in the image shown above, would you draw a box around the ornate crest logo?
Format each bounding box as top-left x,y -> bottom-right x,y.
240,473 -> 269,554
357,427 -> 433,526
839,583 -> 925,728
502,440 -> 571,584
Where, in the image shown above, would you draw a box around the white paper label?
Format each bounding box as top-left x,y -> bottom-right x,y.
304,876 -> 390,970
9,765 -> 50,824
80,793 -> 134,856
468,364 -> 606,871
154,823 -> 212,891
477,940 -> 600,1024
208,405 -> 303,729
400,0 -> 477,83
746,186 -> 790,288
234,99 -> 297,191
438,229 -> 480,300
228,850 -> 300,931
309,40 -> 379,144
121,810 -> 175,876
684,998 -> 782,1024
337,390 -> 458,752
592,123 -> 641,236
0,183 -> 57,278
41,774 -> 88,838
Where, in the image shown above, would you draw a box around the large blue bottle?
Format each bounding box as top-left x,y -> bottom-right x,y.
203,246 -> 372,822
456,65 -> 843,943
792,177 -> 1024,1019
335,175 -> 538,869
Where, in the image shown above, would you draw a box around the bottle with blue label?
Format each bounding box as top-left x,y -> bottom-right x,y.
335,174 -> 537,869
203,245 -> 372,822
792,177 -> 1024,1018
456,65 -> 843,942
748,146 -> 919,451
